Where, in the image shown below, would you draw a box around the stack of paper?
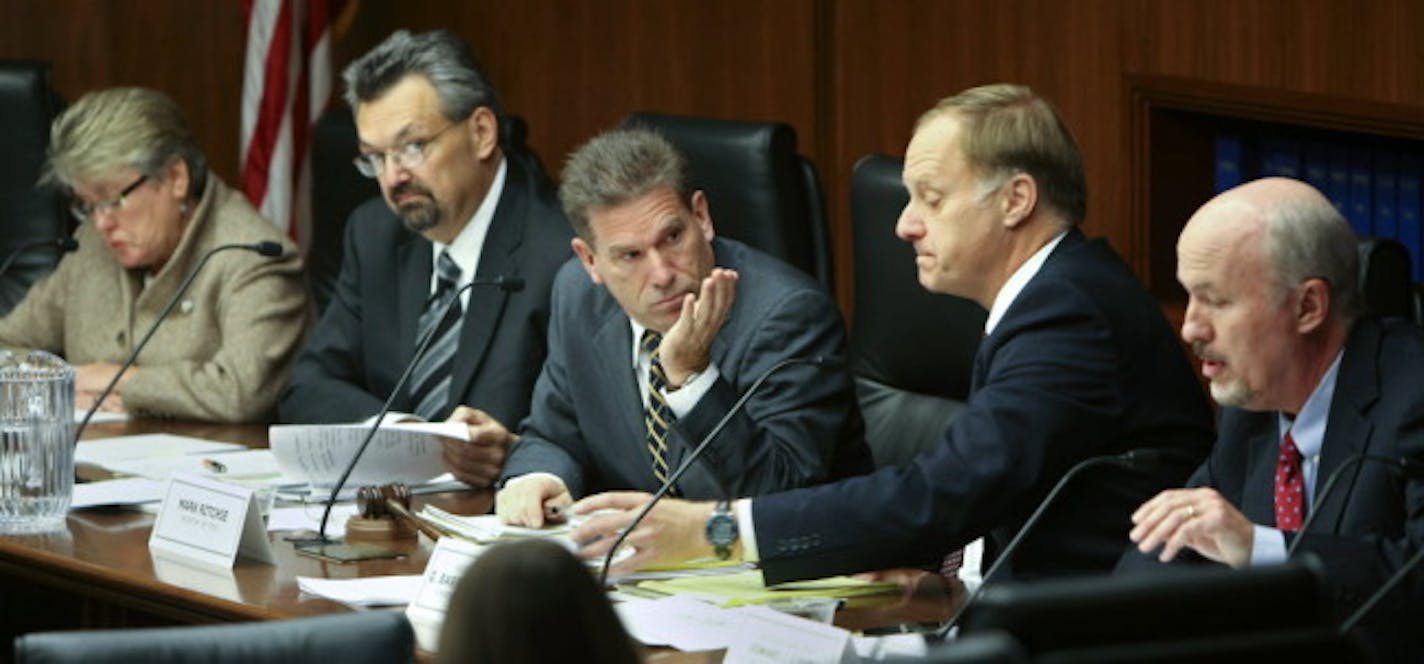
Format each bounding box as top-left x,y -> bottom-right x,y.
417,505 -> 572,543
73,434 -> 259,508
637,570 -> 901,607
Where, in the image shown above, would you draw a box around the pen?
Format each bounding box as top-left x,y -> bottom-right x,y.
202,458 -> 227,474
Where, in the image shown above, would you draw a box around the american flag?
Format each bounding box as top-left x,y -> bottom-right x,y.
239,0 -> 352,247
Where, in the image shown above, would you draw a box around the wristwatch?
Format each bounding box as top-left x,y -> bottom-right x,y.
705,500 -> 739,560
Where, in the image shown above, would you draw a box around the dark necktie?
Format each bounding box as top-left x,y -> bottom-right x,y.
409,251 -> 463,421
642,330 -> 677,495
1274,431 -> 1305,532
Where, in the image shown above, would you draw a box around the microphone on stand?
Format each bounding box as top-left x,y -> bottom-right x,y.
0,237 -> 79,279
73,241 -> 284,441
1286,453 -> 1424,559
301,275 -> 525,548
596,355 -> 843,587
1340,542 -> 1424,634
932,448 -> 1197,639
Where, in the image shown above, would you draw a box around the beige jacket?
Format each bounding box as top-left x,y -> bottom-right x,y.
0,176 -> 309,422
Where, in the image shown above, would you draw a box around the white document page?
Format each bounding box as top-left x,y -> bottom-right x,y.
105,449 -> 285,484
71,477 -> 167,508
297,575 -> 424,607
268,422 -> 467,487
76,434 -> 245,468
73,408 -> 129,424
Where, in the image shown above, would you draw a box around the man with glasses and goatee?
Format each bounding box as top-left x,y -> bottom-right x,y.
279,30 -> 572,488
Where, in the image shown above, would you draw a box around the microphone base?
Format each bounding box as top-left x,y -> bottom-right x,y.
292,539 -> 408,563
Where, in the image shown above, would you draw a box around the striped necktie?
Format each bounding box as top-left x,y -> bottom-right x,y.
409,251 -> 463,420
642,330 -> 677,495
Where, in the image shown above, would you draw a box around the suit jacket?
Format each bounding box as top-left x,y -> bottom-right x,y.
752,230 -> 1216,584
502,237 -> 871,499
0,176 -> 308,422
1165,317 -> 1424,657
278,157 -> 573,427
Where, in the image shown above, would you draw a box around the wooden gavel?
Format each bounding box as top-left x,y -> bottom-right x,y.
347,482 -> 443,541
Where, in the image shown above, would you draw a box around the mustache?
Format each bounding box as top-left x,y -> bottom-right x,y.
1191,341 -> 1223,363
391,182 -> 433,200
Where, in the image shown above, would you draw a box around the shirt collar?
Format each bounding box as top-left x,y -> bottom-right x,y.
984,230 -> 1069,335
429,156 -> 507,287
630,319 -> 651,367
1277,349 -> 1344,461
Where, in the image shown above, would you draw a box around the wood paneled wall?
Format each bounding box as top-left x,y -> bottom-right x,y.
3,0 -> 1422,309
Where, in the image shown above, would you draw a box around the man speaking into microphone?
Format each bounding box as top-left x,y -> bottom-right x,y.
570,84 -> 1213,586
1126,178 -> 1424,658
494,127 -> 871,525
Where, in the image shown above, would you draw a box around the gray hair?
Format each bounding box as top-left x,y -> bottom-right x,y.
342,30 -> 503,129
1264,195 -> 1361,321
558,128 -> 692,241
41,87 -> 207,198
919,83 -> 1087,225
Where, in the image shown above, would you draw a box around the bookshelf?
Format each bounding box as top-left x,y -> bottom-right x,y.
1127,76 -> 1424,303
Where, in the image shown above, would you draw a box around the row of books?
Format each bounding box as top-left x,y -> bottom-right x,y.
1215,135 -> 1422,280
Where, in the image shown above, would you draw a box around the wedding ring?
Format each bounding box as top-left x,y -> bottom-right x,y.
1185,505 -> 1197,520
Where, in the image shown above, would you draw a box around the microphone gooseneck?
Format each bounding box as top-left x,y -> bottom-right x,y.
312,275 -> 525,542
596,355 -> 841,587
73,242 -> 282,441
0,236 -> 79,280
932,447 -> 1175,639
1340,545 -> 1424,634
1285,454 -> 1424,560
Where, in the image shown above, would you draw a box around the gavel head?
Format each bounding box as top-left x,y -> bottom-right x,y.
355,482 -> 413,518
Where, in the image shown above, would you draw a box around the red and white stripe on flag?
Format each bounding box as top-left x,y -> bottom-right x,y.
240,0 -> 348,249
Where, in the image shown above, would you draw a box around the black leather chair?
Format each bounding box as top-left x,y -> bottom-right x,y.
849,154 -> 985,467
621,112 -> 834,290
307,104 -> 380,314
0,60 -> 69,316
13,611 -> 414,664
307,106 -> 550,314
1357,236 -> 1413,320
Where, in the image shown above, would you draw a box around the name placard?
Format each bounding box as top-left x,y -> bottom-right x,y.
405,536 -> 487,652
723,605 -> 857,664
148,473 -> 274,568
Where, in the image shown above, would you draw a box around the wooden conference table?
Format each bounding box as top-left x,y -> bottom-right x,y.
0,420 -> 962,662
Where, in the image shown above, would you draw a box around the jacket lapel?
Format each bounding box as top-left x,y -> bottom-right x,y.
1308,321 -> 1382,534
447,159 -> 530,406
395,233 -> 431,369
1239,420 -> 1283,525
592,306 -> 647,479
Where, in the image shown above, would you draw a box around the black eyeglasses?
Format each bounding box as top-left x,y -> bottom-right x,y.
70,174 -> 149,223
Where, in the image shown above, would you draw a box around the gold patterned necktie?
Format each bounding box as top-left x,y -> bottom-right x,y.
641,330 -> 677,495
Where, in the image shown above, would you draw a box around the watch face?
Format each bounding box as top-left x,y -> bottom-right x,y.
707,516 -> 736,544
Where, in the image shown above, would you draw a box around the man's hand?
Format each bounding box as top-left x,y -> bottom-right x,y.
440,406 -> 515,487
75,362 -> 134,413
495,473 -> 572,527
659,268 -> 738,387
1129,487 -> 1255,568
569,491 -> 718,574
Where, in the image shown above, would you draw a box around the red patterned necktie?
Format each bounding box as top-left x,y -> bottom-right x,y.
1274,431 -> 1305,531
